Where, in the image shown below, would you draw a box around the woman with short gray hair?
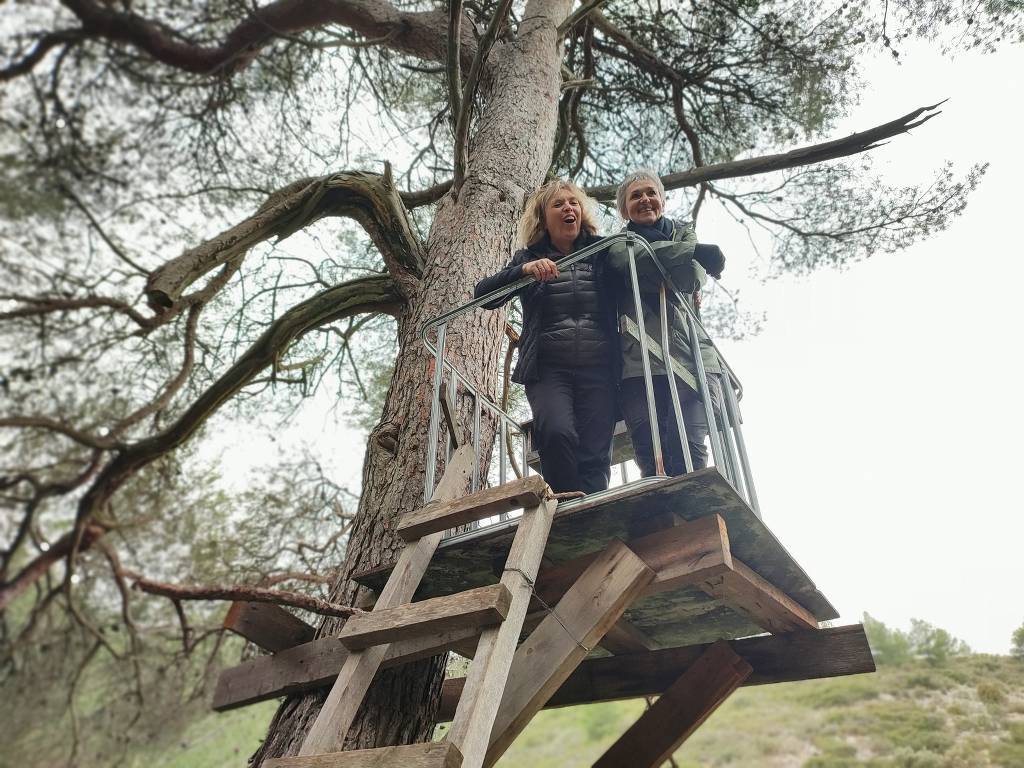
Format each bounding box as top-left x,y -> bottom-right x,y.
607,169 -> 726,477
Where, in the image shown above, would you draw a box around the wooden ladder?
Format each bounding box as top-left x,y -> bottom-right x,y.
264,444 -> 557,768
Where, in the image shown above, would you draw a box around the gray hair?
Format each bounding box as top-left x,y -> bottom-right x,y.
615,168 -> 665,219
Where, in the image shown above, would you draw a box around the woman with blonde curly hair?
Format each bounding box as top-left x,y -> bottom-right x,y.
474,179 -> 618,494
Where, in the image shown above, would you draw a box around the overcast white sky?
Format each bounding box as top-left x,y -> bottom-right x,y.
218,39 -> 1023,654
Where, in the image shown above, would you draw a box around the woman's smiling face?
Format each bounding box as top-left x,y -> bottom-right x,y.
543,189 -> 582,244
624,180 -> 663,225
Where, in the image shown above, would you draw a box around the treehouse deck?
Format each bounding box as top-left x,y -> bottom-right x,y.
352,466 -> 837,650
217,448 -> 873,768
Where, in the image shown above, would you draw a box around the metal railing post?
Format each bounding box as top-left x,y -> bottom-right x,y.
722,375 -> 761,516
424,323 -> 447,502
471,392 -> 482,493
684,313 -> 726,471
627,241 -> 665,476
659,283 -> 694,474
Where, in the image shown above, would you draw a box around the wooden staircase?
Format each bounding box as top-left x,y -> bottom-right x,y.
214,444 -> 875,767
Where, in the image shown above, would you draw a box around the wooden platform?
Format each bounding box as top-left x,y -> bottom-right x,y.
353,468 -> 836,650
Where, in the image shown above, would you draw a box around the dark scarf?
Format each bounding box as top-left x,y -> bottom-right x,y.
626,216 -> 674,243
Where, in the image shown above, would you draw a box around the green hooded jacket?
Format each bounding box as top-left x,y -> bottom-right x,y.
607,220 -> 723,388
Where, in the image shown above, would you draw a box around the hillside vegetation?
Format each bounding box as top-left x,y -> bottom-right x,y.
6,621 -> 1024,767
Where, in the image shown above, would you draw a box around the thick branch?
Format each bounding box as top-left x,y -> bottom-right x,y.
58,0 -> 475,76
125,572 -> 364,619
0,274 -> 400,610
0,28 -> 85,81
585,103 -> 945,201
146,168 -> 425,312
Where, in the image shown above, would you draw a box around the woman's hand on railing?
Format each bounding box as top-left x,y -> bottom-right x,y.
522,258 -> 560,281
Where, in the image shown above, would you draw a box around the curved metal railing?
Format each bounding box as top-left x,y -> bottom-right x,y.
419,231 -> 760,519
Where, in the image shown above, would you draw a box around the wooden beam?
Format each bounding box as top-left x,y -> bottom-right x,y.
697,556 -> 817,634
436,625 -> 875,721
483,539 -> 655,767
338,584 -> 511,651
592,640 -> 751,768
445,499 -> 556,768
265,742 -> 462,768
212,626 -> 480,712
600,619 -> 660,655
298,445 -> 474,757
397,476 -> 548,542
440,381 -> 464,448
532,514 -> 732,607
222,600 -> 315,652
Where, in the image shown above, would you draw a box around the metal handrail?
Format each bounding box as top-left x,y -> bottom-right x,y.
419,231 -> 761,518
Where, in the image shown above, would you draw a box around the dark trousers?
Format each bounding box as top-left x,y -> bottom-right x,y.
620,375 -> 719,477
525,364 -> 617,494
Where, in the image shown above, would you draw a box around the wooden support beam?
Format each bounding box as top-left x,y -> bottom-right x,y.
483,540 -> 655,767
265,742 -> 462,768
696,556 -> 817,634
444,500 -> 556,768
600,619 -> 660,655
436,625 -> 874,721
440,381 -> 464,448
298,445 -> 474,757
212,626 -> 480,712
223,601 -> 315,652
397,476 -> 548,542
592,640 -> 752,768
338,584 -> 511,651
532,514 -> 732,607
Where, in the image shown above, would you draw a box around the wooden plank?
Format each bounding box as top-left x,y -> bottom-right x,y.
445,500 -> 555,768
436,625 -> 874,721
696,556 -> 817,634
532,514 -> 732,606
440,381 -> 464,448
265,742 -> 462,768
212,626 -> 481,712
298,445 -> 474,757
222,600 -> 316,652
600,619 -> 660,655
397,476 -> 548,542
483,540 -> 655,767
593,640 -> 751,768
338,584 -> 511,651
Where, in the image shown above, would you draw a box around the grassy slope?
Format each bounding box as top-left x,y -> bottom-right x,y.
11,654 -> 1023,767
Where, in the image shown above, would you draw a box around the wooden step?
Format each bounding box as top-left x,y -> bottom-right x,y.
338,584 -> 511,651
397,476 -> 548,541
264,742 -> 462,768
222,601 -> 315,652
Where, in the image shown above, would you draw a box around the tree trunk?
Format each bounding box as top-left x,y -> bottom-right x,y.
251,1 -> 571,762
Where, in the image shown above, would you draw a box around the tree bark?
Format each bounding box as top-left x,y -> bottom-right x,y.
251,0 -> 572,762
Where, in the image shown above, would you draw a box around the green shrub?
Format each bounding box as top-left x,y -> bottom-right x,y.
976,680 -> 1007,707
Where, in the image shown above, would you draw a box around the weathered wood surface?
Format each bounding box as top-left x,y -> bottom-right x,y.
484,540 -> 655,767
338,584 -> 511,651
436,624 -> 874,721
397,476 -> 548,542
298,445 -> 474,757
265,742 -> 462,768
440,381 -> 464,449
213,626 -> 481,712
593,640 -> 751,768
223,601 -> 315,652
697,556 -> 818,634
599,619 -> 660,654
353,469 -> 836,650
445,500 -> 555,768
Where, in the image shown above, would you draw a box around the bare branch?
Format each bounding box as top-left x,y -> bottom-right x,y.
558,0 -> 609,36
124,571 -> 365,619
56,0 -> 476,76
585,103 -> 946,201
447,0 -> 465,136
0,29 -> 85,81
59,184 -> 150,275
146,169 -> 425,311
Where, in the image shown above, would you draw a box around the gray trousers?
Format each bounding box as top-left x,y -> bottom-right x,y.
620,375 -> 721,477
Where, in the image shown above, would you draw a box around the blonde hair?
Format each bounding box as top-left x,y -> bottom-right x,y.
616,168 -> 665,219
516,179 -> 599,249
